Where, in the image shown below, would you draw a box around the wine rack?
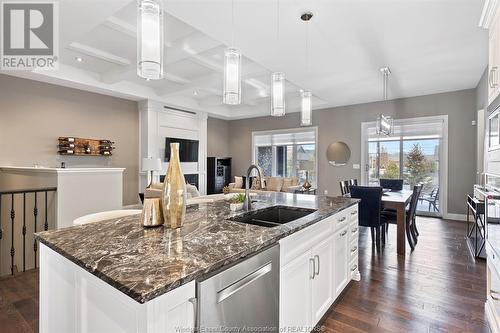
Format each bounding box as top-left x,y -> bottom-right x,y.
58,137 -> 115,156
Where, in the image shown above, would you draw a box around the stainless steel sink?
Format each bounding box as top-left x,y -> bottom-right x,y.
230,205 -> 317,228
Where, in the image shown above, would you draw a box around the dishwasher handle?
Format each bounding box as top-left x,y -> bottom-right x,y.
216,262 -> 273,304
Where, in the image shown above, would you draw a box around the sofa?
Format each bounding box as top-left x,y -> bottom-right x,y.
228,176 -> 303,194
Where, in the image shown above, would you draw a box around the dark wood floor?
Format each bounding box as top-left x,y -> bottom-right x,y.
0,217 -> 491,333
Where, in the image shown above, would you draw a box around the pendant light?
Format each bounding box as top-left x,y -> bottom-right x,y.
223,0 -> 241,105
376,67 -> 393,136
300,12 -> 313,126
137,0 -> 164,80
271,0 -> 285,116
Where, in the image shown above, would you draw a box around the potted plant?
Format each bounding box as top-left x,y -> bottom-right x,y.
230,193 -> 245,211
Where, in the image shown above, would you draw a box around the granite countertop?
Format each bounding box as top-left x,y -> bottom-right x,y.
35,193 -> 358,304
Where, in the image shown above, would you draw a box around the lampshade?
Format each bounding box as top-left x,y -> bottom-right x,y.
223,47 -> 242,105
271,72 -> 285,116
300,90 -> 312,126
137,0 -> 164,80
142,157 -> 162,172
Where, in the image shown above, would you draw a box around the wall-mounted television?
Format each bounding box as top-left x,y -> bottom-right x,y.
165,137 -> 199,162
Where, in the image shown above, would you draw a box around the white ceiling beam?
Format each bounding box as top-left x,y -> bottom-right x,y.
100,65 -> 190,86
103,16 -> 137,39
166,32 -> 222,64
68,42 -> 131,66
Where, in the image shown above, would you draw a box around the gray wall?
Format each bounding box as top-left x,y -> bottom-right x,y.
207,117 -> 230,157
0,74 -> 139,205
227,89 -> 477,215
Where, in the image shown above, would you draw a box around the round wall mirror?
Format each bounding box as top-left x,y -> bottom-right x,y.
326,142 -> 351,166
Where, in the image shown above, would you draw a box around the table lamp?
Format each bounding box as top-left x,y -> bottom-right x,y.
142,157 -> 162,188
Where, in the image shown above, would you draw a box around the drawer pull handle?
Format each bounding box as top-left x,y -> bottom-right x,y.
341,230 -> 348,237
351,246 -> 358,253
491,289 -> 500,301
351,227 -> 358,233
351,264 -> 358,272
351,211 -> 357,215
314,255 -> 320,276
309,258 -> 315,279
338,217 -> 346,222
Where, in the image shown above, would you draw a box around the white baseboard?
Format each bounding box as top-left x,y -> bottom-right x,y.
443,213 -> 468,221
486,299 -> 500,333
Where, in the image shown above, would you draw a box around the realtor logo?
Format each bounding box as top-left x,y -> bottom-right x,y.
1,1 -> 58,70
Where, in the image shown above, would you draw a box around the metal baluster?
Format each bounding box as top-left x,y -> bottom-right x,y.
44,191 -> 48,231
34,193 -> 38,269
10,194 -> 15,275
22,193 -> 26,272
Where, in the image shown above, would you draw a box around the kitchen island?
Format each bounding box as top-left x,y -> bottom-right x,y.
35,192 -> 359,333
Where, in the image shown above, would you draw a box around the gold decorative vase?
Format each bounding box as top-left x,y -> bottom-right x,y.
141,198 -> 163,227
303,171 -> 312,191
162,143 -> 187,229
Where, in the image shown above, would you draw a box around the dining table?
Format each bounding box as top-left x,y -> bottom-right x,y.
381,189 -> 413,255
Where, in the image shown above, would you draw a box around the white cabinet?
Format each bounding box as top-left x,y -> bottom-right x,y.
334,226 -> 349,297
311,235 -> 334,323
280,250 -> 313,330
487,4 -> 500,105
279,204 -> 359,331
40,243 -> 195,333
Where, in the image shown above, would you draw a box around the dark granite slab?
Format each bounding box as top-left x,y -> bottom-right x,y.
35,193 -> 358,303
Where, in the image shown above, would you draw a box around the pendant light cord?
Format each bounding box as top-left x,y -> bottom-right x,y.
231,0 -> 235,46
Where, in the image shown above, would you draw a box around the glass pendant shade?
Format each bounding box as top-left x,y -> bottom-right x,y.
301,90 -> 312,126
223,47 -> 242,105
376,114 -> 393,136
137,0 -> 164,80
271,72 -> 285,116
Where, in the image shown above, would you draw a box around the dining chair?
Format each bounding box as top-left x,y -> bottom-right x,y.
420,187 -> 439,212
339,180 -> 351,196
379,178 -> 404,191
350,186 -> 387,247
73,209 -> 142,226
381,184 -> 422,250
349,179 -> 358,186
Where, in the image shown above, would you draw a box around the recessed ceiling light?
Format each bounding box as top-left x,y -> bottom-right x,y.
193,90 -> 199,96
75,57 -> 83,62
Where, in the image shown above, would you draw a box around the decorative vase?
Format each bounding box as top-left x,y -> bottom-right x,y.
303,171 -> 312,191
162,143 -> 187,229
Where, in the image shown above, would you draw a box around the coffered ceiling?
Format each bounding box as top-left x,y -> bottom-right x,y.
1,0 -> 488,119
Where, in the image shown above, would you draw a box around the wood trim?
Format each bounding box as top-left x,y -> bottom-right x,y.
480,0 -> 499,29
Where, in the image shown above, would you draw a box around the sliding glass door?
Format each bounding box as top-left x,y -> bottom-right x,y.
363,117 -> 446,216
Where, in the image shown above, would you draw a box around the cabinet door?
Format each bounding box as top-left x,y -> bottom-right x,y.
334,226 -> 349,297
311,235 -> 334,324
280,250 -> 313,331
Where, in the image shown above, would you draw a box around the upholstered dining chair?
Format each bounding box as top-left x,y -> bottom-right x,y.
379,178 -> 404,191
350,186 -> 387,247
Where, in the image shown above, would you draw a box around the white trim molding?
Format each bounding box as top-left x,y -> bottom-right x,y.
479,0 -> 499,29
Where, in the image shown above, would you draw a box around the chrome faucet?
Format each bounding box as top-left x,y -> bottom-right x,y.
244,164 -> 263,211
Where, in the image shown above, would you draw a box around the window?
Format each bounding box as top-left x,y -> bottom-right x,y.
362,116 -> 447,216
252,128 -> 317,185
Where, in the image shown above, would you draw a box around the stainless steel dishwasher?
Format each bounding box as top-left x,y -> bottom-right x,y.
196,245 -> 279,333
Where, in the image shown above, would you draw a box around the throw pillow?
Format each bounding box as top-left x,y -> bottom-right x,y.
282,178 -> 294,192
234,176 -> 243,189
251,176 -> 262,190
266,177 -> 283,192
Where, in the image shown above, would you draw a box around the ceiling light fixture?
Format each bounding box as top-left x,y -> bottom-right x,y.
376,67 -> 393,136
271,0 -> 285,117
300,11 -> 313,126
137,0 -> 164,80
75,57 -> 83,62
223,0 -> 241,105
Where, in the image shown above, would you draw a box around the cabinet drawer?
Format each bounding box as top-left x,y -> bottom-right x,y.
349,238 -> 358,262
280,217 -> 333,267
333,212 -> 349,232
349,257 -> 358,279
348,204 -> 358,222
349,223 -> 359,240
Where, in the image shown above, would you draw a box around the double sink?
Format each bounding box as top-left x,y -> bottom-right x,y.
229,205 -> 317,228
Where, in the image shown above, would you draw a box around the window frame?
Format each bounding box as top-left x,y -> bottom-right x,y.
251,127 -> 319,187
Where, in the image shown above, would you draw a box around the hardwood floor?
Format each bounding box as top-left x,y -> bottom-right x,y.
0,217 -> 491,333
